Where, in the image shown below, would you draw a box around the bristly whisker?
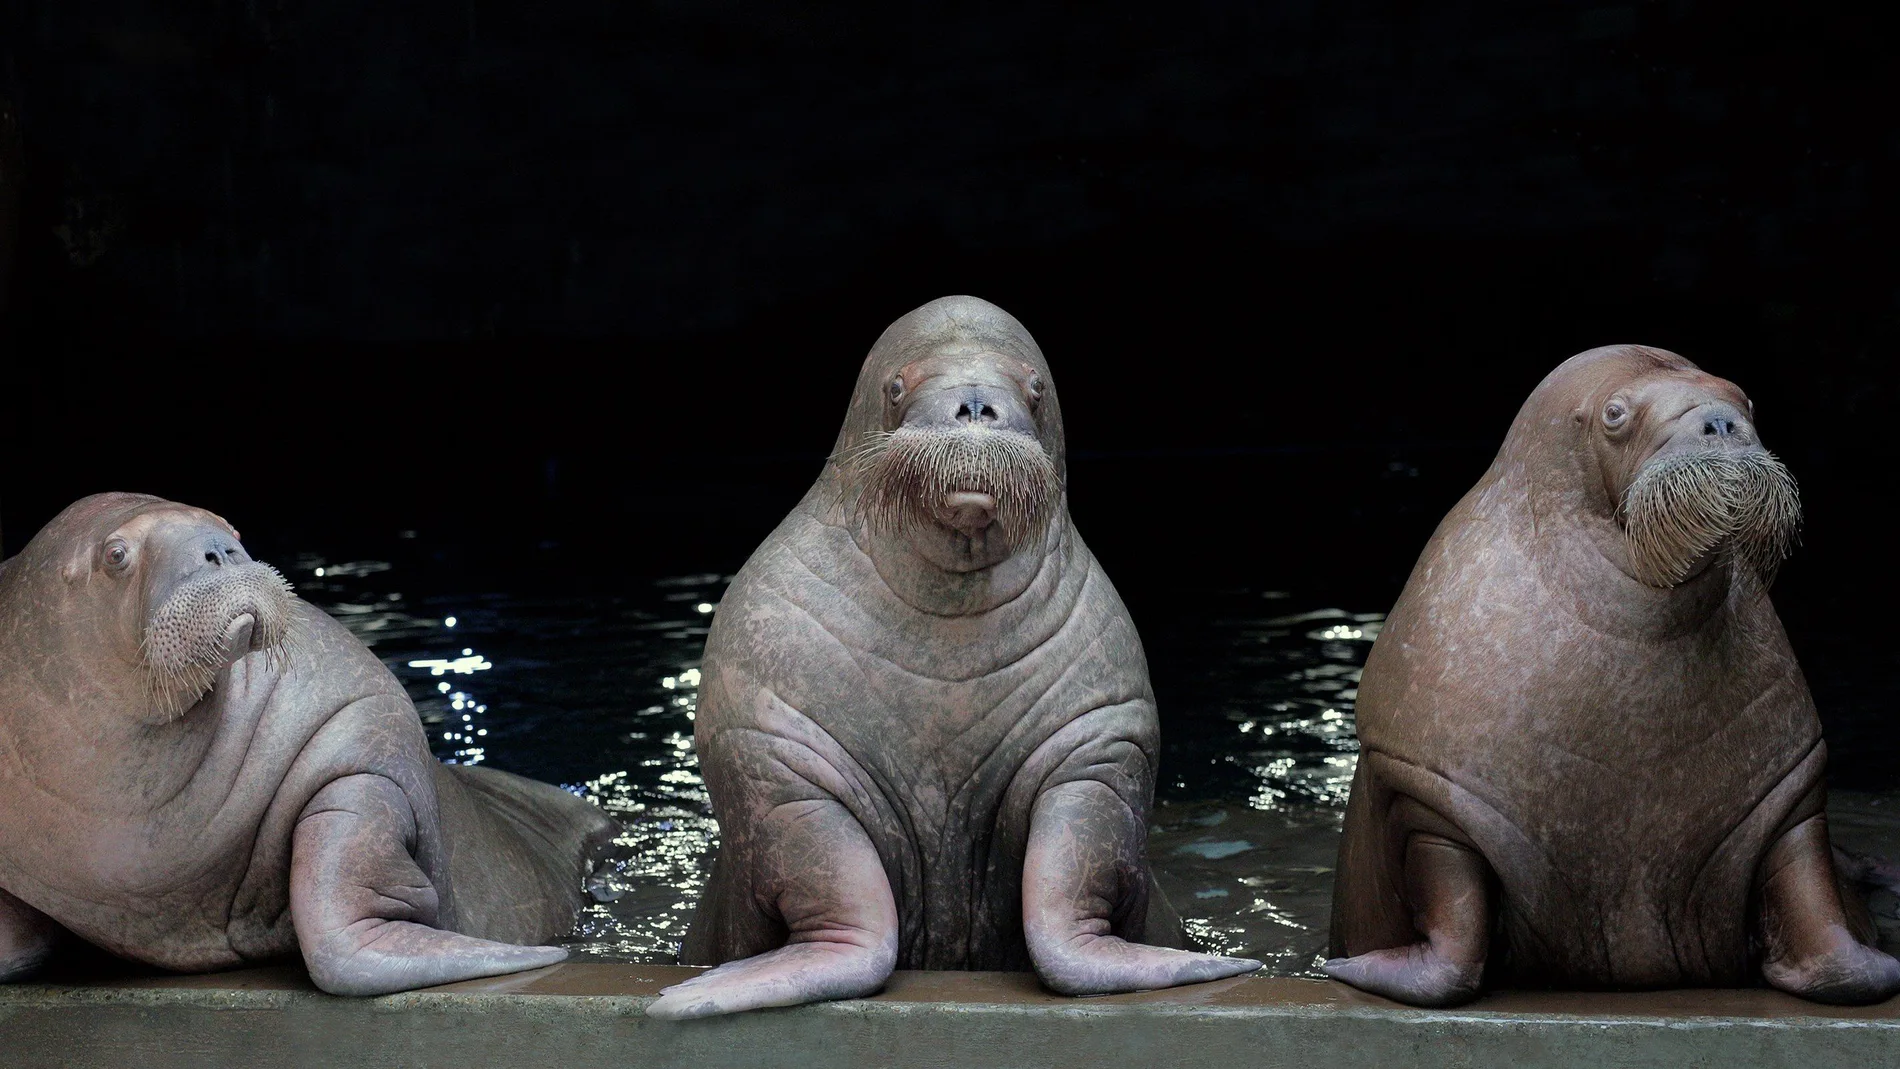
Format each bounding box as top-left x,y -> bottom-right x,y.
139,562 -> 298,719
831,431 -> 900,477
843,426 -> 1060,549
1622,448 -> 1801,588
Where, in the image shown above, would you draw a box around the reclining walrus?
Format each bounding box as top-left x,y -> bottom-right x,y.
648,295 -> 1260,1019
0,493 -> 618,994
1325,345 -> 1900,1006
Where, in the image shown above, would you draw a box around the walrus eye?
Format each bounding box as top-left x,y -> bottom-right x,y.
1026,375 -> 1045,408
103,539 -> 131,571
1602,400 -> 1629,430
887,376 -> 905,405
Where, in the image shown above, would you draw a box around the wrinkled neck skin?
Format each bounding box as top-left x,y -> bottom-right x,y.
808,474 -> 1068,618
1,611 -> 275,816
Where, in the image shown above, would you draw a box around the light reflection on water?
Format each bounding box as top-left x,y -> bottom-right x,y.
1141,600 -> 1383,973
294,555 -> 1379,974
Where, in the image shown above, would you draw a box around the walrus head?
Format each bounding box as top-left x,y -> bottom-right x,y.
32,493 -> 296,721
828,296 -> 1066,573
1539,347 -> 1801,589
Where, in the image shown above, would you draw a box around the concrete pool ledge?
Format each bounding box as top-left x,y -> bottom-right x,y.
5,965 -> 1899,1069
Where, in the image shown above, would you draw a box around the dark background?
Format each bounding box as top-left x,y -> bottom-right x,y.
1,2 -> 1895,780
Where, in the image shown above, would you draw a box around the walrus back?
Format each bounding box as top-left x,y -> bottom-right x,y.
432,763 -> 619,946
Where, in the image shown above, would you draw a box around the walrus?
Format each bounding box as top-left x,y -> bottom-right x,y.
648,296 -> 1260,1018
0,494 -> 618,994
1325,345 -> 1900,1007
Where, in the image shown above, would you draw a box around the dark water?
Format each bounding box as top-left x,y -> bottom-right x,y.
295,543 -> 1900,978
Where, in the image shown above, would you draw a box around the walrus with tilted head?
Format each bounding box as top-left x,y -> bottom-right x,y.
1325,346 -> 1900,1007
0,494 -> 619,993
648,296 -> 1260,1018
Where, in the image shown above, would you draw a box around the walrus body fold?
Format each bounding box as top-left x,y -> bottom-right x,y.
0,494 -> 618,993
1325,345 -> 1900,1006
648,296 -> 1259,1018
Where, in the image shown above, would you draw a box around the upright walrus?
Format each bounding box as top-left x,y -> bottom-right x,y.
649,296 -> 1260,1018
0,494 -> 618,993
1326,345 -> 1900,1007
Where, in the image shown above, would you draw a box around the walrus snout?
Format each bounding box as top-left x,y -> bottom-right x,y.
849,423 -> 1061,550
1656,399 -> 1758,458
142,560 -> 296,716
1622,427 -> 1801,588
901,383 -> 1037,439
1696,405 -> 1747,442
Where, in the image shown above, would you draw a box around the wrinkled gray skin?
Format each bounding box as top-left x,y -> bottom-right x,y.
1326,346 -> 1900,1007
650,296 -> 1260,1018
0,494 -> 618,994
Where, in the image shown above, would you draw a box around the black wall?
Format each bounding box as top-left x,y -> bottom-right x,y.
1,2 -> 1895,771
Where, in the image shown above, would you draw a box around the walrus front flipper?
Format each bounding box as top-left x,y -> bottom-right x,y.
1022,782 -> 1261,995
646,799 -> 899,1020
1321,832 -> 1489,1008
0,887 -> 60,981
433,763 -> 620,946
291,773 -> 567,996
1759,814 -> 1900,1005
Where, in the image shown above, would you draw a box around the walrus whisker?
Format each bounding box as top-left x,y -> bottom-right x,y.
847,426 -> 1060,549
823,432 -> 900,518
141,561 -> 297,720
1623,453 -> 1743,586
1728,449 -> 1803,582
830,430 -> 897,470
1622,449 -> 1802,587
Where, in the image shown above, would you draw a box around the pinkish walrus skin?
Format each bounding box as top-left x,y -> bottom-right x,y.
648,296 -> 1260,1019
1325,345 -> 1900,1007
0,494 -> 618,994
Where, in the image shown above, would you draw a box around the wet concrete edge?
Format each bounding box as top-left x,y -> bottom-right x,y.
4,966 -> 1900,1069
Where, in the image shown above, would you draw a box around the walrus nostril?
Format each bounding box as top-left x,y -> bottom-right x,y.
955,400 -> 998,424
203,543 -> 244,565
1703,418 -> 1735,438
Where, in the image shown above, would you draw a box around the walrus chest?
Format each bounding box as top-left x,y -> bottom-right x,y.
828,666 -> 1065,839
1475,748 -> 1803,988
773,587 -> 1131,825
767,641 -> 1141,970
825,701 -> 1046,971
1402,710 -> 1812,983
1359,606 -> 1820,985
